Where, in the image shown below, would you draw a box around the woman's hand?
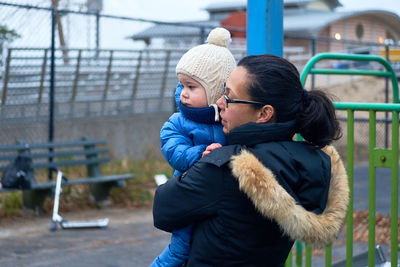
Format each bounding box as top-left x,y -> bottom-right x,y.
202,143 -> 222,157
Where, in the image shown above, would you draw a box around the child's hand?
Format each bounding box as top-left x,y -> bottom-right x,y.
202,143 -> 222,157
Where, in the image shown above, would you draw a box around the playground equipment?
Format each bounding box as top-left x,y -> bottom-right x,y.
286,53 -> 399,267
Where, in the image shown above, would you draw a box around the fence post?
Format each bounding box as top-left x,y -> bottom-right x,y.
131,50 -> 142,99
95,11 -> 100,57
38,49 -> 48,104
1,48 -> 11,106
160,50 -> 171,111
311,38 -> 316,90
72,49 -> 82,101
103,50 -> 113,100
200,27 -> 206,44
48,6 -> 57,180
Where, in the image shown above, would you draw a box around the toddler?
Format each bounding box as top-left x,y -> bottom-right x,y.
150,27 -> 236,267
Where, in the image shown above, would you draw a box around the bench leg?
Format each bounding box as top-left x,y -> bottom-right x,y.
22,189 -> 51,214
89,182 -> 117,203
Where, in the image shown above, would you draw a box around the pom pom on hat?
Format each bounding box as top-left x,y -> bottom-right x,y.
176,27 -> 236,105
206,27 -> 231,47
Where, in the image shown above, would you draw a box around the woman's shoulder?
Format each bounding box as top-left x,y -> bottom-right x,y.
199,145 -> 242,167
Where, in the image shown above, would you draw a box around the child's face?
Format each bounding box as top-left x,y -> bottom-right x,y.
178,74 -> 208,108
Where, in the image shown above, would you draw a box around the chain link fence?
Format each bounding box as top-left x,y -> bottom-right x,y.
0,1 -> 398,159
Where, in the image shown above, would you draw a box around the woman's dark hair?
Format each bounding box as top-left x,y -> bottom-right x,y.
237,54 -> 341,147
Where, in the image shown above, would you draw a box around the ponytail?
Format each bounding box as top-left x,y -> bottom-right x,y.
295,90 -> 342,148
238,54 -> 342,147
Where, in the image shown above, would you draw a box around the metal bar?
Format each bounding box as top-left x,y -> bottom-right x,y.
38,49 -> 48,104
309,69 -> 392,77
103,50 -> 113,100
199,27 -> 206,44
285,249 -> 292,266
72,50 -> 82,101
346,109 -> 354,267
96,12 -> 100,52
131,51 -> 142,99
48,7 -> 57,180
305,244 -> 312,267
311,38 -> 316,90
325,244 -> 332,267
159,50 -> 171,105
384,45 -> 390,148
334,102 -> 400,111
295,241 -> 302,267
300,53 -> 399,103
2,49 -> 11,106
390,111 -> 399,266
368,110 -> 376,266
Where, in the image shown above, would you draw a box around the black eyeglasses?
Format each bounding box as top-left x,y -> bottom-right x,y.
222,84 -> 266,108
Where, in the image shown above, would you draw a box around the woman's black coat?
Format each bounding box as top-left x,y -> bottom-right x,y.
153,121 -> 349,267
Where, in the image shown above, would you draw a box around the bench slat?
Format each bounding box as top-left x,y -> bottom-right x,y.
30,174 -> 134,190
31,157 -> 110,169
0,158 -> 110,171
0,174 -> 134,192
0,139 -> 106,151
0,148 -> 108,162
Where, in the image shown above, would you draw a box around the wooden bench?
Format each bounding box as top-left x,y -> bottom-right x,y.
0,138 -> 134,212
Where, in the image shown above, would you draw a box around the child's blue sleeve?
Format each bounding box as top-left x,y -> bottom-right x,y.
174,83 -> 182,110
160,114 -> 206,173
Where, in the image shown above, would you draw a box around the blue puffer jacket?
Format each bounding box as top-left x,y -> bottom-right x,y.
160,83 -> 226,176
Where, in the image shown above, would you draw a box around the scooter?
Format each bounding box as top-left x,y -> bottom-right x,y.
49,168 -> 109,231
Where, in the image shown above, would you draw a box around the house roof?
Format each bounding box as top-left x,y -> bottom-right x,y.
204,0 -> 342,12
130,20 -> 219,41
129,9 -> 400,41
284,9 -> 400,37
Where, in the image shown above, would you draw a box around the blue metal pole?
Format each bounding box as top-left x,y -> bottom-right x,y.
247,0 -> 283,56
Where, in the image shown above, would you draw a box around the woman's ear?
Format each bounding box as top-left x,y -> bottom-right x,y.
256,105 -> 275,123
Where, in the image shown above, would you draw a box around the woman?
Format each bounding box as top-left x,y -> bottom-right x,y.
152,54 -> 349,266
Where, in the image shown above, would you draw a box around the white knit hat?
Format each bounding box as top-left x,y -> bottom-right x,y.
176,27 -> 237,105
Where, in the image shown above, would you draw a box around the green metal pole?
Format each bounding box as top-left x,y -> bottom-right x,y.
285,249 -> 293,267
295,241 -> 303,267
368,110 -> 377,266
300,53 -> 399,104
391,111 -> 399,266
305,244 -> 312,267
325,244 -> 332,267
346,109 -> 354,267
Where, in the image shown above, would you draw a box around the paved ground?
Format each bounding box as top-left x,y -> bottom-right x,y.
0,164 -> 398,266
0,206 -> 170,267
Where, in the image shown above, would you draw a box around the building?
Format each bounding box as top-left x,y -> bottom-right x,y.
130,0 -> 400,58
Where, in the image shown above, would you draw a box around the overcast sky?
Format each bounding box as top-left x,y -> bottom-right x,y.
104,0 -> 400,21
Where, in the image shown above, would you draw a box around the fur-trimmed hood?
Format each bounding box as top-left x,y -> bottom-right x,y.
230,145 -> 349,247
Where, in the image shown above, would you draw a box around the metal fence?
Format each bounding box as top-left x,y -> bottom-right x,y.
0,1 -> 399,158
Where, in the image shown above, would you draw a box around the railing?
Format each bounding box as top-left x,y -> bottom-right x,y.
0,47 -> 248,123
286,53 -> 400,267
